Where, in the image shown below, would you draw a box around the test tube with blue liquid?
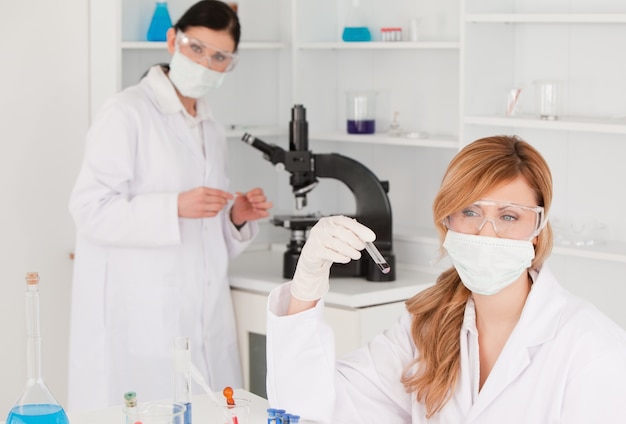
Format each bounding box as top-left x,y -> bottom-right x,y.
173,337 -> 192,424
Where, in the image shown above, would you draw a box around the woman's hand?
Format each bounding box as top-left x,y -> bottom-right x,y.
177,187 -> 234,218
230,187 -> 273,226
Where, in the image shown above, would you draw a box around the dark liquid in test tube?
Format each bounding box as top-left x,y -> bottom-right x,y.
365,242 -> 391,274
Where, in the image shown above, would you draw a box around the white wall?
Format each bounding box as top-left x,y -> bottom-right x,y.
0,0 -> 88,415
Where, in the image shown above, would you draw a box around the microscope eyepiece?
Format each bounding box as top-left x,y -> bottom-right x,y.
292,104 -> 306,121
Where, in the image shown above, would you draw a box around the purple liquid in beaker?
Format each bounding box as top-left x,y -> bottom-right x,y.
347,119 -> 375,134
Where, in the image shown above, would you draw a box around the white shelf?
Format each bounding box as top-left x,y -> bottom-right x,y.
553,241 -> 626,264
120,41 -> 286,50
295,41 -> 460,50
465,14 -> 626,24
394,225 -> 626,264
310,132 -> 459,149
464,115 -> 626,135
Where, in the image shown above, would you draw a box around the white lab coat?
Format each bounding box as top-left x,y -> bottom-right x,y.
68,66 -> 257,411
266,266 -> 626,423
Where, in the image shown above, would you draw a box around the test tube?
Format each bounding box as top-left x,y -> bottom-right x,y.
364,242 -> 391,274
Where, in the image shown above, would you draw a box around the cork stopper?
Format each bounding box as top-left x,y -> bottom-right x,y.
25,272 -> 40,285
124,391 -> 137,408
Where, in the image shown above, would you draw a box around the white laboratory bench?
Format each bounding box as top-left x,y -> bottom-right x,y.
60,391 -> 269,424
228,244 -> 436,393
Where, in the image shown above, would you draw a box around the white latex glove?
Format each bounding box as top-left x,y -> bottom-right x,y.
291,215 -> 376,301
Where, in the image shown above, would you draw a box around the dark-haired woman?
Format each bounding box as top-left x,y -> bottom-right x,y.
68,1 -> 272,410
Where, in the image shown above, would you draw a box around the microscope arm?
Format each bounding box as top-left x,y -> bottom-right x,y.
314,153 -> 393,250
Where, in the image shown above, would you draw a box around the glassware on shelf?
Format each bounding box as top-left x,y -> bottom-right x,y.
147,2 -> 173,42
5,272 -> 70,424
346,91 -> 376,134
534,80 -> 562,120
387,111 -> 404,136
342,0 -> 371,42
551,217 -> 608,247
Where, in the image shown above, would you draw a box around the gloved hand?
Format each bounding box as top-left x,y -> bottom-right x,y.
291,215 -> 376,301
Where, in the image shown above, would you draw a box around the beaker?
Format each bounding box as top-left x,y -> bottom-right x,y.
534,80 -> 562,120
346,91 -> 376,134
215,398 -> 250,424
124,401 -> 187,424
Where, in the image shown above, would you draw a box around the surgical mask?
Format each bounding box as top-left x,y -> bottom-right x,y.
443,230 -> 535,296
168,51 -> 226,98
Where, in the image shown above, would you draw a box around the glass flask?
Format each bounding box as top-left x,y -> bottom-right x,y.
147,2 -> 172,42
342,0 -> 371,42
6,272 -> 69,424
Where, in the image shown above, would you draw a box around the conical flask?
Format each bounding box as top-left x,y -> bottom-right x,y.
6,272 -> 69,424
147,2 -> 172,42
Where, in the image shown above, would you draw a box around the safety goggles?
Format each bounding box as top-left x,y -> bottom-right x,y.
175,32 -> 239,73
443,199 -> 546,240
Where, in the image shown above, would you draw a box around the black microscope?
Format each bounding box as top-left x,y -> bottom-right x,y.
242,104 -> 396,282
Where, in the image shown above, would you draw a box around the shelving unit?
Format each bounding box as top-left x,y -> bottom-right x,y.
295,41 -> 460,50
89,0 -> 626,277
461,0 -> 626,267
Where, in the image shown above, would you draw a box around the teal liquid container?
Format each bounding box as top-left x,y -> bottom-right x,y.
342,0 -> 371,42
6,273 -> 69,424
342,27 -> 372,42
147,2 -> 172,42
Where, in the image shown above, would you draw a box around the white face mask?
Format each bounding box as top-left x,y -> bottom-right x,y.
443,230 -> 535,296
168,51 -> 225,98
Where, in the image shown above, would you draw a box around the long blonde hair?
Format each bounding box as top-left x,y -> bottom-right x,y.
400,135 -> 554,416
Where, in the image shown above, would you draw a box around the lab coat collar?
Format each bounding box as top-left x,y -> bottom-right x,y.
465,265 -> 567,422
142,65 -> 215,122
142,65 -> 215,161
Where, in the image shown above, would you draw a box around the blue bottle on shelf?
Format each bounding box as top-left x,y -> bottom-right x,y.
147,2 -> 172,42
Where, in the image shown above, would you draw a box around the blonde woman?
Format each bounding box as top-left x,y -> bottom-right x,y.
266,135 -> 626,423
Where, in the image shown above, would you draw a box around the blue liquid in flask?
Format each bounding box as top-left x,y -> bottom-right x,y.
147,2 -> 172,41
7,404 -> 69,424
342,27 -> 371,42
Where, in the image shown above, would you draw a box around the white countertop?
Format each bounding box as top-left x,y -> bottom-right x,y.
229,245 -> 436,309
22,391 -> 270,424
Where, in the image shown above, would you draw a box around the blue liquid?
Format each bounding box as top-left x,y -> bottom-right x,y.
342,27 -> 371,42
6,404 -> 69,424
182,402 -> 192,424
347,119 -> 376,134
147,2 -> 172,42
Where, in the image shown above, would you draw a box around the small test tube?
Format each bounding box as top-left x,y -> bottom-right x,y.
364,242 -> 391,274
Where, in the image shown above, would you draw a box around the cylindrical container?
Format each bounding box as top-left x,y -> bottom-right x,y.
534,80 -> 561,120
215,398 -> 250,424
124,401 -> 186,424
173,337 -> 192,424
409,18 -> 420,42
346,91 -> 376,134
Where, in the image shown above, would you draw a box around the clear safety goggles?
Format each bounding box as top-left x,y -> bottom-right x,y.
443,199 -> 546,241
175,32 -> 239,73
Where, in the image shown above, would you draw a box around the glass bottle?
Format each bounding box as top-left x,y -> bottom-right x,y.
6,272 -> 69,424
147,2 -> 172,42
173,337 -> 192,424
